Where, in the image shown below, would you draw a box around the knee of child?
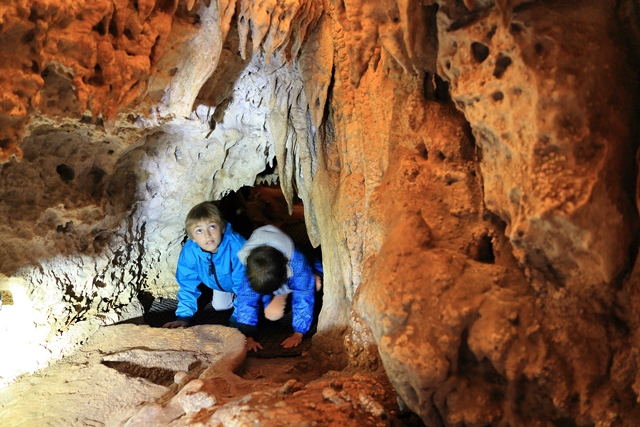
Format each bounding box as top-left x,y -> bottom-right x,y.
212,293 -> 234,310
264,294 -> 287,321
264,306 -> 284,321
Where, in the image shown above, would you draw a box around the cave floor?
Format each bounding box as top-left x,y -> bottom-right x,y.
0,324 -> 321,427
142,294 -> 318,358
0,324 -> 423,427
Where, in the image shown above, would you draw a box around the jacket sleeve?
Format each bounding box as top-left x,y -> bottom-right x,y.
234,275 -> 261,338
313,258 -> 324,278
289,249 -> 316,335
175,245 -> 203,323
230,239 -> 248,294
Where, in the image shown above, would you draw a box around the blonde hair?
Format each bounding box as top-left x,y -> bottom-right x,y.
185,201 -> 226,238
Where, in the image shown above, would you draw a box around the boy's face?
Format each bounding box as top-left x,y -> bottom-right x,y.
190,220 -> 223,253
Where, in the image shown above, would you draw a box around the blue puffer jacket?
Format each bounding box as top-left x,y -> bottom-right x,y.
175,223 -> 247,322
235,247 -> 317,338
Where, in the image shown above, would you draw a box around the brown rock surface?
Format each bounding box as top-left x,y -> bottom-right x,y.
0,0 -> 640,426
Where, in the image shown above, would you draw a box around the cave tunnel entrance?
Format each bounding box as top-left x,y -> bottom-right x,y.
142,181 -> 323,358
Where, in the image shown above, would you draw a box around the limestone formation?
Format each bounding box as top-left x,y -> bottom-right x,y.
1,0 -> 640,426
0,324 -> 247,426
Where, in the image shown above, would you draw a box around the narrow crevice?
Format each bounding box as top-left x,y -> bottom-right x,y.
101,361 -> 177,387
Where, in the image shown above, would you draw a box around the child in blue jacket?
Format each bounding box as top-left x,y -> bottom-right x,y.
234,225 -> 321,351
163,201 -> 247,328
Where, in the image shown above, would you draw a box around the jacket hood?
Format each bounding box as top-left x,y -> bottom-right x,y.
237,225 -> 294,277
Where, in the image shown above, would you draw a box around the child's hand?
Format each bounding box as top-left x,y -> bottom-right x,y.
281,332 -> 303,348
246,337 -> 263,352
314,274 -> 322,291
163,320 -> 189,328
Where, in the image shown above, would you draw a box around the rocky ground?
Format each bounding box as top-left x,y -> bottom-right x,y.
0,323 -> 423,427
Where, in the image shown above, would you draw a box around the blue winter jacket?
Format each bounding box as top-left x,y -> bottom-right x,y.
235,248 -> 317,338
175,223 -> 247,323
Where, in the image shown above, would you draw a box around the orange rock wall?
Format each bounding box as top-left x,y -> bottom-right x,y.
0,0 -> 180,160
1,0 -> 640,425
315,0 -> 640,425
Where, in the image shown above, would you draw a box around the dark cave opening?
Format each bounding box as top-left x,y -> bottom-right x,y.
216,182 -> 322,274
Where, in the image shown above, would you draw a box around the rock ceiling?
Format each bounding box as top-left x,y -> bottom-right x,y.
1,0 -> 640,425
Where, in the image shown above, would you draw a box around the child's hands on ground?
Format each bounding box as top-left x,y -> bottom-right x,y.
281,332 -> 303,348
163,320 -> 189,328
246,337 -> 263,352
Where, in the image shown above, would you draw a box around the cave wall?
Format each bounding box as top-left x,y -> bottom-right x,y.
1,0 -> 640,425
349,1 -> 640,425
348,1 -> 640,425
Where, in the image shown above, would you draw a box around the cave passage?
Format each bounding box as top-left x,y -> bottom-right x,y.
140,183 -> 323,358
